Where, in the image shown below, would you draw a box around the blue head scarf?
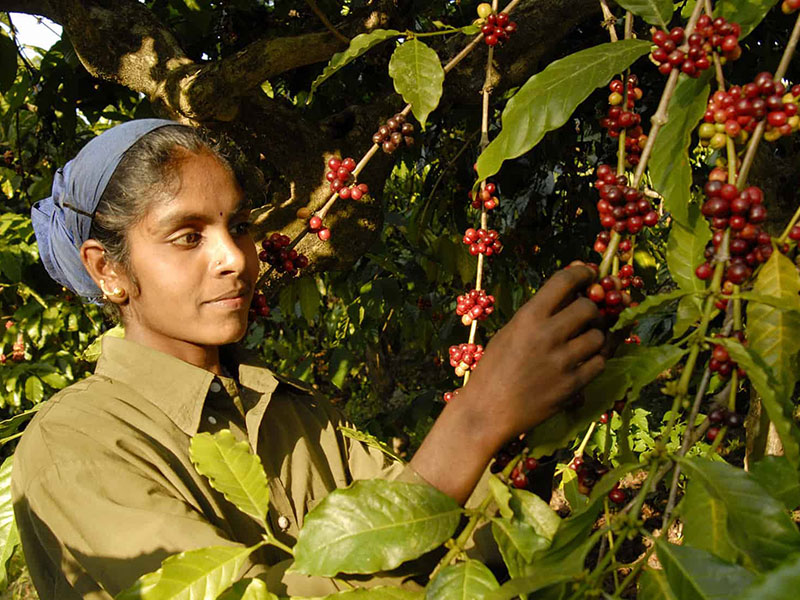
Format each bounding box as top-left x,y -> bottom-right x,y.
31,119 -> 177,303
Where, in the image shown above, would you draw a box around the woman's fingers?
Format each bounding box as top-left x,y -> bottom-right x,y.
550,296 -> 601,341
572,353 -> 607,389
530,266 -> 596,317
563,327 -> 606,367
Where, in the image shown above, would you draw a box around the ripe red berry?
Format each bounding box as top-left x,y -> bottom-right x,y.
695,263 -> 713,280
309,216 -> 322,231
341,157 -> 356,172
317,228 -> 331,241
608,487 -> 626,504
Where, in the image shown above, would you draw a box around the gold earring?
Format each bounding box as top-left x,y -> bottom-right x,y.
100,280 -> 125,300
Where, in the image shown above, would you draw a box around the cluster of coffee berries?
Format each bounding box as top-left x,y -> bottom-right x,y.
569,456 -> 624,503
10,333 -> 25,363
259,233 -> 309,275
593,232 -> 637,261
448,342 -> 484,377
455,288 -> 495,326
249,292 -> 271,320
695,182 -> 775,290
463,228 -> 503,256
372,113 -> 414,154
478,9 -> 517,47
325,157 -> 369,200
468,182 -> 499,211
709,333 -> 746,379
706,404 -> 744,441
699,78 -> 800,147
782,0 -> 800,14
599,76 -> 647,165
593,164 -> 659,234
651,15 -> 741,77
307,215 -> 332,241
586,273 -> 637,317
490,437 -> 538,488
508,456 -> 540,489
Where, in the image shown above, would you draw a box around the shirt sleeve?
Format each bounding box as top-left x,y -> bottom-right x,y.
14,459 -> 266,599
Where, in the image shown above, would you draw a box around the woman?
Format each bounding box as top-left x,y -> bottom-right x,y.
12,119 -> 606,599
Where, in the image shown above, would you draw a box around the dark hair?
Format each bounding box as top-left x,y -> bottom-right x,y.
89,125 -> 235,322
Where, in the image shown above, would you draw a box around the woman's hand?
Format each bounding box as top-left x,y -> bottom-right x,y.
409,265 -> 606,504
459,264 -> 606,447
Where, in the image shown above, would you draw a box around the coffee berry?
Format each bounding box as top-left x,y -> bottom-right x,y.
249,292 -> 271,319
463,227 -> 503,256
259,233 -> 309,275
593,164 -> 659,235
469,182 -> 499,211
651,15 -> 741,77
455,288 -> 495,326
448,342 -> 484,377
480,12 -> 517,47
372,113 -> 415,154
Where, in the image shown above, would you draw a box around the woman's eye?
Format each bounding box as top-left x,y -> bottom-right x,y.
173,232 -> 202,247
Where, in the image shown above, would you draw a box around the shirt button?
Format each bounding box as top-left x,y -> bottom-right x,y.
210,381 -> 222,393
277,515 -> 290,531
207,415 -> 218,425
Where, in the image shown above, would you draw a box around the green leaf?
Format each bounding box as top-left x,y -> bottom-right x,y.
667,203 -> 712,293
612,289 -> 693,331
639,569 -> 678,600
655,539 -> 754,600
0,407 -> 38,439
297,277 -> 320,323
716,337 -> 800,469
650,73 -> 711,227
737,292 -> 800,315
488,475 -> 513,519
312,589 -> 423,599
293,480 -> 461,577
40,371 -> 68,389
189,430 -> 270,527
81,325 -> 125,362
329,346 -> 353,390
735,553 -> 800,600
0,33 -> 17,94
475,39 -> 651,181
491,518 -> 548,578
0,456 -> 19,588
425,560 -> 499,600
614,0 -> 674,28
116,544 -> 260,600
715,0 -> 781,39
677,479 -> 739,563
338,426 -> 405,464
388,40 -> 444,128
488,465 -> 638,600
24,376 -> 44,403
674,293 -> 704,339
218,578 -> 278,600
746,252 -> 800,462
677,457 -> 800,571
309,29 -> 401,97
508,488 -> 560,542
749,456 -> 800,511
527,344 -> 685,457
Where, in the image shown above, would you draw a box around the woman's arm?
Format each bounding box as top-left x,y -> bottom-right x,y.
409,265 -> 605,504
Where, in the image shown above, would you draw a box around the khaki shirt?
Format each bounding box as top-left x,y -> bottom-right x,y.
11,336 -> 435,599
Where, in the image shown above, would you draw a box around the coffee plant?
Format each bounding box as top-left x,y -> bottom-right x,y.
2,0 -> 800,598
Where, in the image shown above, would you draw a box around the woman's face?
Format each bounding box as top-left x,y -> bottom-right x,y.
120,150 -> 259,355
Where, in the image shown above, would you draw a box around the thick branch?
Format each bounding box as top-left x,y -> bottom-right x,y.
1,0 -> 57,21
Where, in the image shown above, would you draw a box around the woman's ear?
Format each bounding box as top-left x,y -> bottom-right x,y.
80,239 -> 128,304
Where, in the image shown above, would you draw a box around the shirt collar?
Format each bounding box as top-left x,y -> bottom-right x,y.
95,336 -> 279,438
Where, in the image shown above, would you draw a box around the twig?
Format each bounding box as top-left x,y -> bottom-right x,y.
304,0 -> 350,44
599,0 -> 619,43
778,204 -> 800,244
